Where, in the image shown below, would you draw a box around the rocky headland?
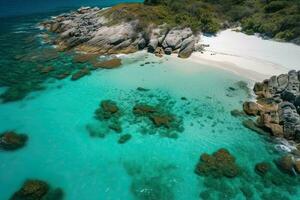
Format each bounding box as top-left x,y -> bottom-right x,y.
243,70 -> 300,175
41,6 -> 200,58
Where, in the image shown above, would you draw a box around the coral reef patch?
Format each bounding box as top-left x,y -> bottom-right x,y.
194,148 -> 240,178
9,179 -> 63,200
0,131 -> 28,151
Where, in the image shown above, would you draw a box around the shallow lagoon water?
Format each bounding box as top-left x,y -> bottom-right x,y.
1,51 -> 299,200
0,8 -> 300,200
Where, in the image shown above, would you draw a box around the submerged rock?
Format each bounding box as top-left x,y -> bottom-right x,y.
73,53 -> 98,63
95,100 -> 120,120
10,179 -> 63,200
118,134 -> 132,144
108,120 -> 122,133
55,71 -> 71,80
195,148 -> 240,178
137,87 -> 150,92
276,154 -> 297,175
92,58 -> 122,69
242,120 -> 269,135
0,83 -> 44,103
255,162 -> 271,176
149,114 -> 174,128
71,67 -> 91,81
230,109 -> 246,117
10,180 -> 49,200
132,103 -> 182,132
0,131 -> 28,150
39,66 -> 55,74
133,104 -> 156,116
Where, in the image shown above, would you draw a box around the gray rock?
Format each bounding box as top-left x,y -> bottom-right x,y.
178,36 -> 195,58
164,47 -> 172,55
162,28 -> 191,50
277,74 -> 289,92
148,38 -> 158,53
138,38 -> 147,49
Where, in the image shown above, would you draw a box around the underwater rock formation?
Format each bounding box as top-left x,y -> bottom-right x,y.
276,154 -> 299,175
133,103 -> 182,131
255,162 -> 271,176
94,100 -> 122,133
92,58 -> 122,69
71,67 -> 91,81
194,148 -> 240,178
118,134 -> 132,144
95,100 -> 120,120
9,179 -> 63,200
0,131 -> 28,151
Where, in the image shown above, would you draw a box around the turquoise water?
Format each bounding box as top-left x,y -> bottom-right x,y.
0,6 -> 300,200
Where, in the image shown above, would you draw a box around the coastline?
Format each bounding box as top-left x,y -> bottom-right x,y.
183,29 -> 300,82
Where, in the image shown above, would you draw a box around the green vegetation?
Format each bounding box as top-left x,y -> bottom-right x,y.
103,0 -> 300,43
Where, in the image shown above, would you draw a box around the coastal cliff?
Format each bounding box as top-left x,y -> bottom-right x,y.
41,6 -> 200,58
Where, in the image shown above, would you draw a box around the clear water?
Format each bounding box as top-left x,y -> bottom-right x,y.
0,4 -> 300,200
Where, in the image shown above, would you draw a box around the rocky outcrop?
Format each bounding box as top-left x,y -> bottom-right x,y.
41,7 -> 199,58
243,70 -> 300,175
246,70 -> 300,141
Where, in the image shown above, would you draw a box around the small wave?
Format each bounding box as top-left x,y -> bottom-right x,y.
13,31 -> 29,34
275,144 -> 292,153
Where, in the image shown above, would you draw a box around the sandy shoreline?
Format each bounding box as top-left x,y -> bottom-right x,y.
183,29 -> 300,82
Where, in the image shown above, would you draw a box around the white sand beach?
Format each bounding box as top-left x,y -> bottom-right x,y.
187,29 -> 300,81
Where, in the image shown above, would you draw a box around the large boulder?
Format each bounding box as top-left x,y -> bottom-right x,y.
162,28 -> 193,50
243,101 -> 261,116
178,36 -> 195,58
148,38 -> 158,53
164,47 -> 172,55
